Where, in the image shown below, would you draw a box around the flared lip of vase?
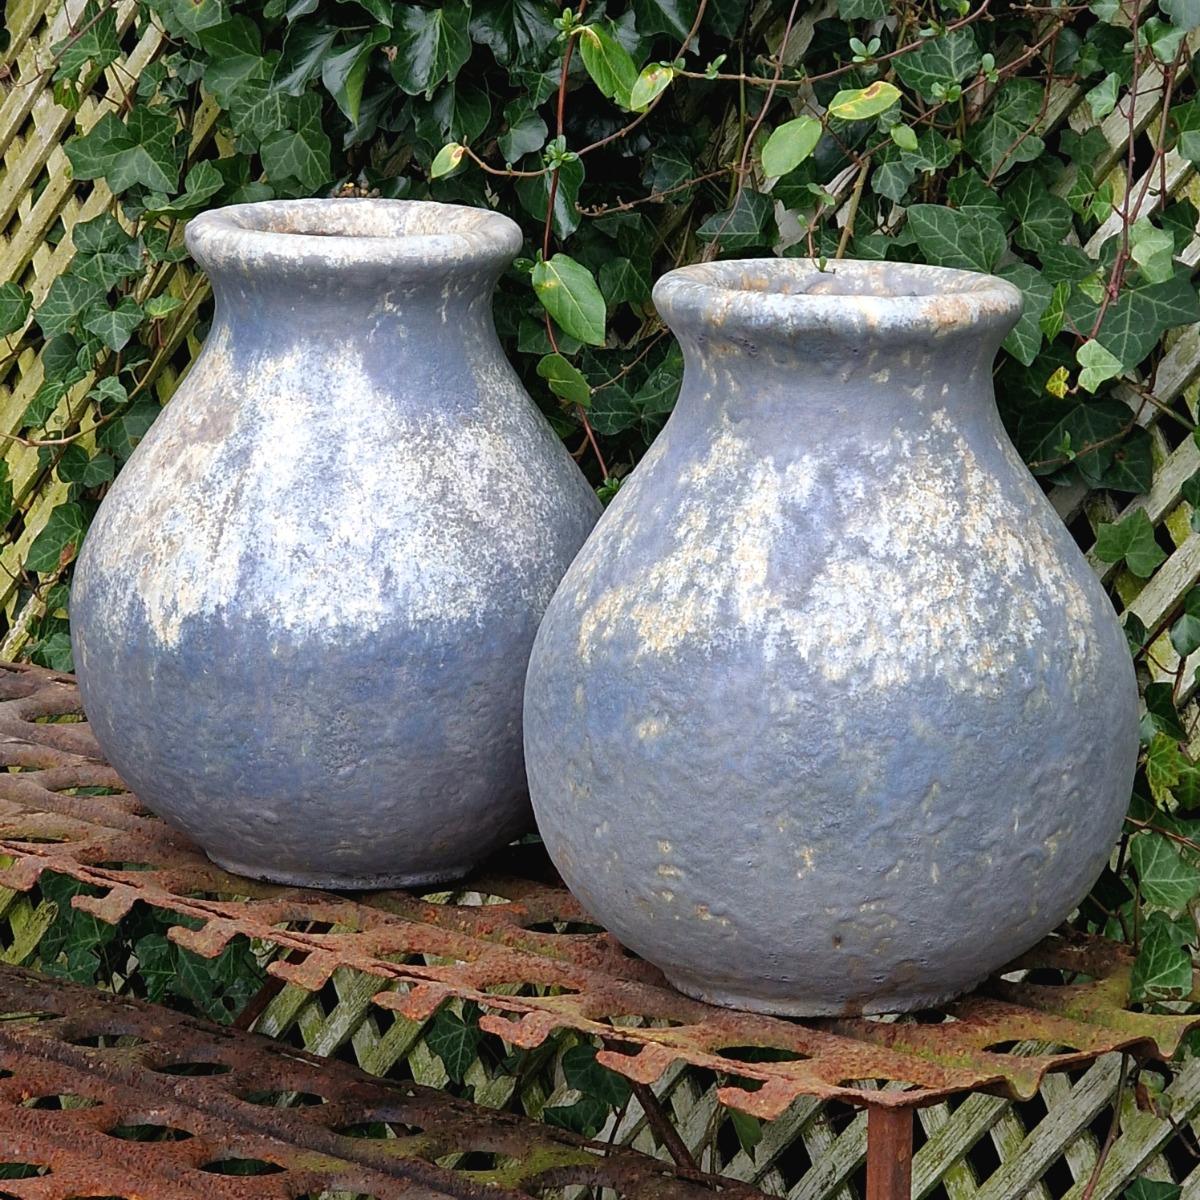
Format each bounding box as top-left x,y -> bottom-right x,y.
185,198 -> 524,278
652,258 -> 1023,342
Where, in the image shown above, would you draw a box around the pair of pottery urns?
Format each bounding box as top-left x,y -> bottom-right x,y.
71,199 -> 1137,1017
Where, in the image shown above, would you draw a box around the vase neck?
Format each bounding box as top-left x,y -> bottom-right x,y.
654,258 -> 1021,436
670,329 -> 1000,436
187,196 -> 520,342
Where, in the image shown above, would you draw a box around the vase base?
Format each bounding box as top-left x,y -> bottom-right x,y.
205,853 -> 476,892
663,970 -> 975,1018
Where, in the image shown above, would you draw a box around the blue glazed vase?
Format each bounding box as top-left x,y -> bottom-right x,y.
70,199 -> 600,889
523,259 -> 1138,1015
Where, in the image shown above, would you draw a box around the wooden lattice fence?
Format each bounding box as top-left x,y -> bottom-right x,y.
3,1 -> 1200,1198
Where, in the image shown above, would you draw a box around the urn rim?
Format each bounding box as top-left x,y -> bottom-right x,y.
652,258 -> 1023,343
185,198 -> 523,278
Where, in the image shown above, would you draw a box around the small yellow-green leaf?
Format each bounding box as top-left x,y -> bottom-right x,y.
1044,365 -> 1070,398
431,142 -> 466,178
828,80 -> 902,121
761,116 -> 821,178
890,123 -> 919,152
629,63 -> 675,111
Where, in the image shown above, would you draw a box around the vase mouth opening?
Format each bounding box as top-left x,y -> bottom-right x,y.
185,198 -> 523,279
653,259 -> 1023,343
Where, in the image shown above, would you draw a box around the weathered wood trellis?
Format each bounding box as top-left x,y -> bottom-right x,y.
2,1 -> 1200,1198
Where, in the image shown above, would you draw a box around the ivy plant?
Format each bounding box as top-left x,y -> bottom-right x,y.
5,0 -> 1200,1004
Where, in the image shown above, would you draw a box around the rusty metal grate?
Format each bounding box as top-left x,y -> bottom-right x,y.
0,963 -> 751,1200
0,661 -> 1195,1123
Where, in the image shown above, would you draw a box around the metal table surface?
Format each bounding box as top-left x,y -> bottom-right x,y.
0,660 -> 1195,1197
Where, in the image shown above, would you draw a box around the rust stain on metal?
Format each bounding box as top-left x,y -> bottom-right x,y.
0,964 -> 742,1200
0,662 -> 1195,1122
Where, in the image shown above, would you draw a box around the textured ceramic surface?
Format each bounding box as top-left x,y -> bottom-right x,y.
524,259 -> 1138,1016
71,198 -> 600,889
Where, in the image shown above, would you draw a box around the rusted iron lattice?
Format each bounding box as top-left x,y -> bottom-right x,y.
0,660 -> 1197,1197
0,963 -> 752,1200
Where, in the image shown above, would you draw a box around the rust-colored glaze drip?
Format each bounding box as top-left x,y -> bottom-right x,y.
865,1105 -> 914,1200
0,964 -> 746,1200
0,662 -> 1195,1121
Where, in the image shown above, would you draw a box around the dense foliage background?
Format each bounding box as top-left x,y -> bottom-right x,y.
4,0 -> 1200,1074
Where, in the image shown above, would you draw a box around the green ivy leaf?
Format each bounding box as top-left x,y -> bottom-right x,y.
837,0 -> 885,14
964,79 -> 1045,178
1129,219 -> 1176,284
589,385 -> 640,434
828,81 -> 902,122
52,0 -> 121,80
631,0 -> 697,40
152,0 -> 228,39
29,630 -> 74,673
27,502 -> 88,574
391,2 -> 472,96
65,106 -> 181,194
1087,71 -> 1121,121
0,283 -> 31,338
561,1043 -> 632,1108
761,116 -> 821,179
907,204 -> 1005,272
516,155 -> 584,239
57,445 -> 116,488
470,0 -> 559,67
83,297 -> 145,352
537,353 -> 591,406
1169,586 -> 1200,658
893,29 -> 981,103
1143,682 -> 1187,742
143,160 -> 224,218
1087,272 -> 1200,372
36,274 -> 107,339
578,23 -> 638,109
260,93 -> 332,191
71,214 -> 143,288
196,16 -> 267,106
1004,170 -> 1072,255
1130,911 -> 1194,1001
1094,509 -> 1166,578
498,99 -> 547,161
1098,426 -> 1153,494
1125,1180 -> 1183,1200
322,29 -> 388,125
425,1006 -> 481,1083
998,263 -> 1052,367
1131,832 -> 1200,909
695,188 -> 773,252
276,23 -> 338,94
1145,733 -> 1185,806
532,254 -> 606,347
544,1095 -> 609,1136
1160,0 -> 1200,28
97,399 -> 160,461
1076,339 -> 1124,393
599,256 -> 651,307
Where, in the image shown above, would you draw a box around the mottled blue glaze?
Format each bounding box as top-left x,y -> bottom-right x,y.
71,199 -> 600,888
523,259 -> 1138,1016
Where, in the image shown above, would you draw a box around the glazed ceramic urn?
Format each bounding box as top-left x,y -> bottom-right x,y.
523,259 -> 1138,1015
70,198 -> 600,888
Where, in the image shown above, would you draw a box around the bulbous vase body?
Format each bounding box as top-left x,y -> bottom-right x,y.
524,259 -> 1138,1015
71,199 -> 600,889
